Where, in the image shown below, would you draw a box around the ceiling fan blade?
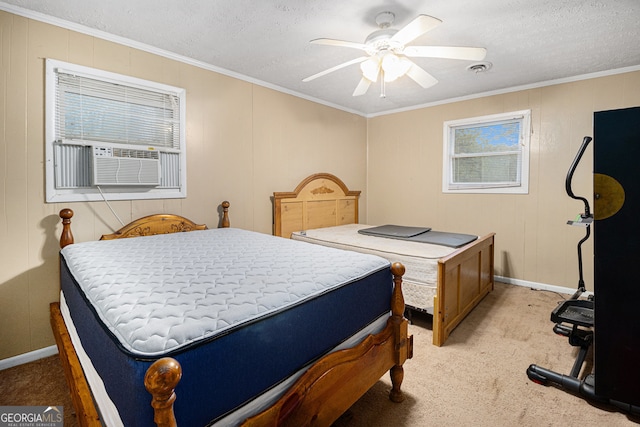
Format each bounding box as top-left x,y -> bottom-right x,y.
352,77 -> 371,96
391,15 -> 442,46
403,46 -> 487,61
302,56 -> 369,82
310,38 -> 368,50
405,62 -> 438,89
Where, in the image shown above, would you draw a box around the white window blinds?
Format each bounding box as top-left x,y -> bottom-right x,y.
451,119 -> 522,187
55,70 -> 181,149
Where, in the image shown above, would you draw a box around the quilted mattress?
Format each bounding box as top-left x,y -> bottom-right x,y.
291,224 -> 461,313
60,227 -> 393,426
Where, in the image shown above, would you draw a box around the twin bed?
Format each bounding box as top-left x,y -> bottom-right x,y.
51,203 -> 412,426
273,173 -> 495,347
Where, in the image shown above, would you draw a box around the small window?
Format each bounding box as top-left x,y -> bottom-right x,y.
45,59 -> 187,202
442,110 -> 531,194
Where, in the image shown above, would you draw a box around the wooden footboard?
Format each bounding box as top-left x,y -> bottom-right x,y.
433,232 -> 495,346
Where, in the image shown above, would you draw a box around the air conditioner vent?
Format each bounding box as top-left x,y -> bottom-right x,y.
92,146 -> 161,186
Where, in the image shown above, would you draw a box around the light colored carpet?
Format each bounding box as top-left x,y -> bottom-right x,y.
1,282 -> 638,426
335,282 -> 638,426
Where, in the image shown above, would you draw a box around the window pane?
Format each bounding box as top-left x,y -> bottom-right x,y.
453,154 -> 519,183
443,110 -> 530,194
454,121 -> 520,154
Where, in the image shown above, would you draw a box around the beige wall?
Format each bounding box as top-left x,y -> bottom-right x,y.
1,9 -> 639,361
367,72 -> 640,291
0,11 -> 367,359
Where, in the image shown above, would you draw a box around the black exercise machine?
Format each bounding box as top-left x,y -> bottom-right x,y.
526,136 -> 596,396
526,136 -> 639,415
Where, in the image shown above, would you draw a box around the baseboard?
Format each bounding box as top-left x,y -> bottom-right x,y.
0,345 -> 58,371
495,275 -> 593,296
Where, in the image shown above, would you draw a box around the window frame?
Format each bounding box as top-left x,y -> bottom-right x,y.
442,110 -> 531,194
45,59 -> 187,203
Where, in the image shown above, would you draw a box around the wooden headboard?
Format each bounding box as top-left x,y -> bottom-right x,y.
59,201 -> 230,248
273,173 -> 360,238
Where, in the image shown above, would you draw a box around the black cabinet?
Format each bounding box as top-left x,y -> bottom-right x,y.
593,106 -> 640,407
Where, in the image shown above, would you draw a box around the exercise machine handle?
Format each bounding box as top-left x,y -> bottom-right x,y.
565,136 -> 593,218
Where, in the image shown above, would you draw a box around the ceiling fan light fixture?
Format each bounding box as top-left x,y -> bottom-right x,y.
381,53 -> 411,82
360,57 -> 381,82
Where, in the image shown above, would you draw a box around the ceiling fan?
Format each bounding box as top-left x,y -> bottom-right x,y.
303,12 -> 487,97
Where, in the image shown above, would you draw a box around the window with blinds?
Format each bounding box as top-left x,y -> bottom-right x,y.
45,59 -> 187,202
442,110 -> 531,194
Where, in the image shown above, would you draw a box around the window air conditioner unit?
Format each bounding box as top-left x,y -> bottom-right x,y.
92,146 -> 161,186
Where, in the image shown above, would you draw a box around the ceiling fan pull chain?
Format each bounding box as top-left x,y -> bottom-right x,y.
380,70 -> 386,98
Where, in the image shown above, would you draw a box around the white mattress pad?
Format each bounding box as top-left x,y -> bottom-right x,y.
292,225 -> 458,311
61,227 -> 389,357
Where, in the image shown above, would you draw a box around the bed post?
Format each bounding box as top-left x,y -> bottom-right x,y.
55,208 -> 103,426
144,358 -> 182,427
389,262 -> 412,403
60,209 -> 74,248
221,201 -> 230,228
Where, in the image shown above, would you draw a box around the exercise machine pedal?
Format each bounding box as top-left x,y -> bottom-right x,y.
551,298 -> 593,328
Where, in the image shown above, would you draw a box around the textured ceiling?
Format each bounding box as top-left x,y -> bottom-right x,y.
2,0 -> 640,116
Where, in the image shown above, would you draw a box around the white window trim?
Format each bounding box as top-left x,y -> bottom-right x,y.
442,110 -> 531,194
45,59 -> 187,203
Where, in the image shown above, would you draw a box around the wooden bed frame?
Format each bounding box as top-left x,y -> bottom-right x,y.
50,201 -> 412,427
273,173 -> 495,347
